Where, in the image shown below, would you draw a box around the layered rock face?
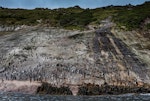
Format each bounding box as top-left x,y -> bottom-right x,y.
0,25 -> 26,32
0,24 -> 149,93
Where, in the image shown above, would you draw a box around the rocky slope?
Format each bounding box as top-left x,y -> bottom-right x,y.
0,21 -> 150,95
0,25 -> 26,32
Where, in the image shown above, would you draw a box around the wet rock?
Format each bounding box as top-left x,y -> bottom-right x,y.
36,82 -> 73,95
77,83 -> 150,95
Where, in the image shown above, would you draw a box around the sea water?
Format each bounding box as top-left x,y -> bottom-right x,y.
0,92 -> 150,101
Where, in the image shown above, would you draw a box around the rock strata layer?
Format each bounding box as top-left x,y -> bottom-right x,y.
0,24 -> 149,95
0,25 -> 26,32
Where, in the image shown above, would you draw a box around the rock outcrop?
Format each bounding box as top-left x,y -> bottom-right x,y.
0,22 -> 149,95
0,25 -> 26,32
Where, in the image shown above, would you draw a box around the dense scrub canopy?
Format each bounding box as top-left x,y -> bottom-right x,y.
56,9 -> 94,29
113,1 -> 150,30
0,1 -> 150,30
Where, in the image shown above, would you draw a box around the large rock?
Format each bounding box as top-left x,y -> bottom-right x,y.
0,24 -> 149,95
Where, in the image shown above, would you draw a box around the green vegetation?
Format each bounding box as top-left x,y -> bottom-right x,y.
0,1 -> 150,30
146,23 -> 150,29
113,2 -> 150,30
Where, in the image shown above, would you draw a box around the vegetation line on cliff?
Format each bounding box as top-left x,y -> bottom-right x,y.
0,1 -> 150,30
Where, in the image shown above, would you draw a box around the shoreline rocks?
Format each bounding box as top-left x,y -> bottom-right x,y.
36,82 -> 150,96
77,83 -> 150,95
36,82 -> 73,95
0,80 -> 41,94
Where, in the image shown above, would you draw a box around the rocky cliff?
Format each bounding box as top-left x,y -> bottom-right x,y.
0,22 -> 150,95
0,25 -> 27,32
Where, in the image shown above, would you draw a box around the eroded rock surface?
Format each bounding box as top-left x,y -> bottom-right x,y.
0,24 -> 150,94
0,25 -> 26,32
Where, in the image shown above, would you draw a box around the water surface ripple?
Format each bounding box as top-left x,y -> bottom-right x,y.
0,92 -> 150,101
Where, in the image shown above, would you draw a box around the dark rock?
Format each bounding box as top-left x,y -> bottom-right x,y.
77,83 -> 150,95
36,82 -> 73,95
